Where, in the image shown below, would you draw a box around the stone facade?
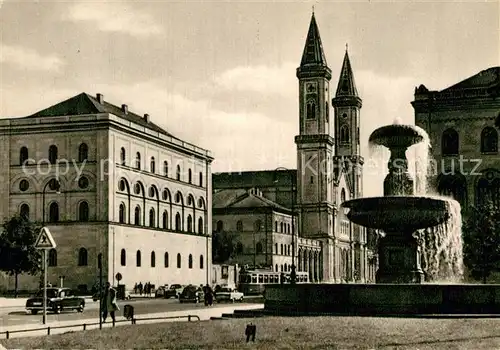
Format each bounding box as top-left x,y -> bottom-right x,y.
412,66 -> 500,209
0,93 -> 213,292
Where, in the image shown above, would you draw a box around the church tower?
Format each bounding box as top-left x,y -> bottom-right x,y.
295,13 -> 335,281
332,48 -> 363,197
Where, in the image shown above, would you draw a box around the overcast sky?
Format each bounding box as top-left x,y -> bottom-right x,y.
0,0 -> 498,196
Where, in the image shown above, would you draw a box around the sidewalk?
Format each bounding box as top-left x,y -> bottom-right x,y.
0,303 -> 264,339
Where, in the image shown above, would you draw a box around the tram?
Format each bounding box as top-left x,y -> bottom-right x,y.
238,269 -> 309,295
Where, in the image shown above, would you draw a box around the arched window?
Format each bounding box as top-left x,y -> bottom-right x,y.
481,127 -> 498,153
79,201 -> 89,221
119,203 -> 126,223
120,249 -> 126,266
280,222 -> 283,232
254,220 -> 262,232
78,143 -> 88,162
216,220 -> 223,232
176,165 -> 181,180
188,169 -> 192,183
237,220 -> 243,232
200,255 -> 204,269
164,252 -> 169,267
163,161 -> 169,177
48,145 -> 58,164
340,125 -> 350,143
48,249 -> 57,266
175,213 -> 181,231
49,202 -> 59,222
120,147 -> 126,165
199,172 -> 203,187
163,189 -> 170,201
150,157 -> 155,173
20,204 -> 29,219
151,251 -> 156,267
476,172 -> 500,206
177,253 -> 181,268
275,264 -> 278,272
78,248 -> 88,266
136,250 -> 141,267
275,243 -> 278,254
175,192 -> 183,203
306,100 -> 316,119
188,254 -> 193,269
163,211 -> 168,229
325,101 -> 329,122
134,206 -> 141,225
135,152 -> 141,170
442,128 -> 459,156
20,147 -> 29,165
256,242 -> 263,254
341,188 -> 346,203
149,208 -> 155,227
198,217 -> 203,234
187,215 -> 193,232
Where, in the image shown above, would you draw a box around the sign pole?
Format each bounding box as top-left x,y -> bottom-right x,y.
34,226 -> 57,326
42,249 -> 47,325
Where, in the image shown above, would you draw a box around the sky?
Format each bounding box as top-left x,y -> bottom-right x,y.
0,0 -> 498,196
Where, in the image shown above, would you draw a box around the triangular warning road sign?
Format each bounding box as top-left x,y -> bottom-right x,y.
35,227 -> 56,249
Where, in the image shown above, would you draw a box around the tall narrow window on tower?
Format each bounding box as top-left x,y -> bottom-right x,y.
325,102 -> 329,122
306,100 -> 316,119
340,125 -> 350,143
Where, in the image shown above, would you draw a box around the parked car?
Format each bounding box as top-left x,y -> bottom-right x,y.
155,285 -> 169,298
179,285 -> 204,303
26,288 -> 85,314
165,284 -> 184,299
216,286 -> 244,303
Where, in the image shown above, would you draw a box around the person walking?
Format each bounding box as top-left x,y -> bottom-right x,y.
101,282 -> 120,326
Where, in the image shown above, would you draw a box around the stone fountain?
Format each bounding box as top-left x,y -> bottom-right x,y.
342,124 -> 451,284
261,122 -> 500,316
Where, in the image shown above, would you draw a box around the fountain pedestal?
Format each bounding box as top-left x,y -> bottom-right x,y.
376,230 -> 424,284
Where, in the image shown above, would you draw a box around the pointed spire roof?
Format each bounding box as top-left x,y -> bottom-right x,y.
335,49 -> 358,97
300,13 -> 328,67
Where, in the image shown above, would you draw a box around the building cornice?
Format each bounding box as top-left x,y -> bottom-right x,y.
294,134 -> 334,146
0,114 -> 214,162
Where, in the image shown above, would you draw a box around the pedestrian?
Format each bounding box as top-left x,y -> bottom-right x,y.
138,282 -> 143,295
133,283 -> 138,294
205,284 -> 214,306
101,282 -> 120,326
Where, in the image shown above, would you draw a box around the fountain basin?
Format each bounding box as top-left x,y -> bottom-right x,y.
265,284 -> 500,315
369,124 -> 426,149
342,196 -> 450,232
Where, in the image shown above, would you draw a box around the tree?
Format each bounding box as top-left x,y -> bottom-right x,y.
212,231 -> 237,264
0,215 -> 42,297
462,200 -> 500,283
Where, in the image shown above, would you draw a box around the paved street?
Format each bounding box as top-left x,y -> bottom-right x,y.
0,297 -> 259,329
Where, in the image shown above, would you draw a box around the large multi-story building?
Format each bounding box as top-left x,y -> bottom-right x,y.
0,92 -> 213,292
212,13 -> 377,283
412,66 -> 500,209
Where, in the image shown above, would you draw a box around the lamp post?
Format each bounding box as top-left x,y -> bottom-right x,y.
42,178 -> 61,225
274,167 -> 296,284
41,178 -> 60,325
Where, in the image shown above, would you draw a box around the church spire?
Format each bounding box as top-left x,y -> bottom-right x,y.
300,13 -> 328,67
335,48 -> 358,97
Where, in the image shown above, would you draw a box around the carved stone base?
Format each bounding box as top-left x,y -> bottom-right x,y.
376,230 -> 424,284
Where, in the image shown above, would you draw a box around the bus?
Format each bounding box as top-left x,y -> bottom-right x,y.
237,269 -> 309,295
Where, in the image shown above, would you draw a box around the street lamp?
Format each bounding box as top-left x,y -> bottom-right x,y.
42,178 -> 61,225
41,178 -> 60,325
274,167 -> 297,284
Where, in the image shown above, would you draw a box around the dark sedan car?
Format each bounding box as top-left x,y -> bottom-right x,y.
26,288 -> 85,314
179,285 -> 204,303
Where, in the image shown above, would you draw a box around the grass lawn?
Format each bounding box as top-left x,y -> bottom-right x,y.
3,316 -> 500,349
